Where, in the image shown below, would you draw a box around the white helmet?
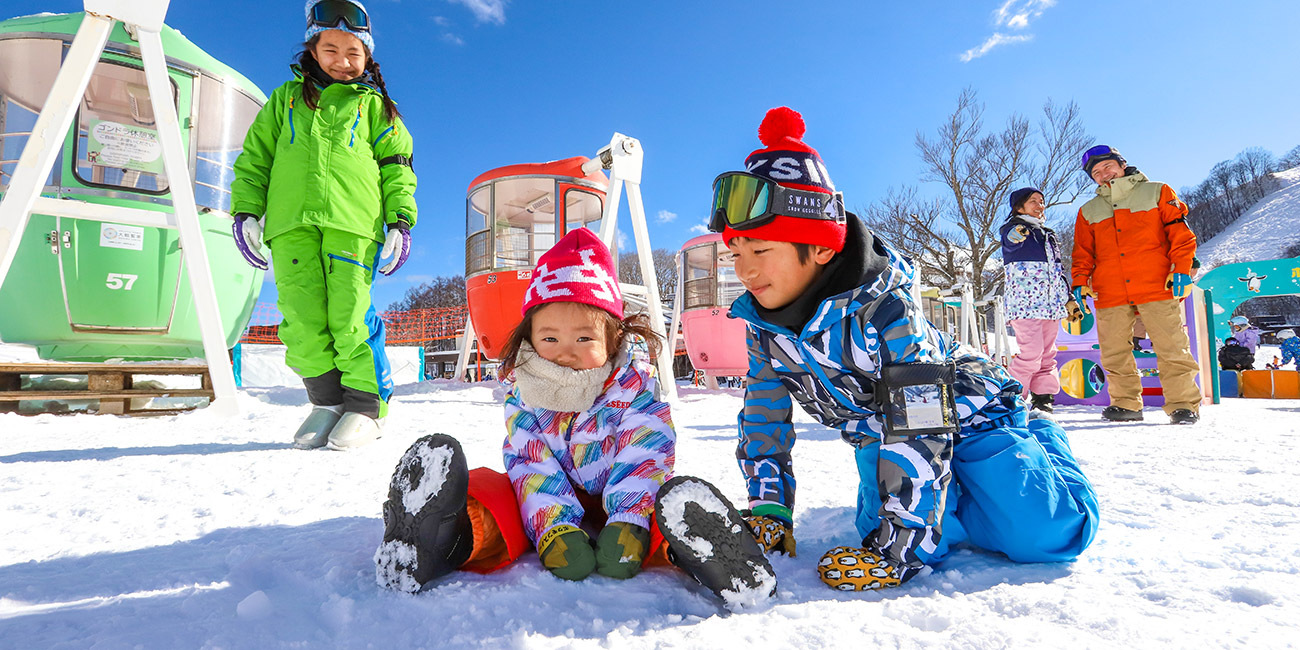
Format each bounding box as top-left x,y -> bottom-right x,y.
1230,315 -> 1249,326
1279,329 -> 1297,340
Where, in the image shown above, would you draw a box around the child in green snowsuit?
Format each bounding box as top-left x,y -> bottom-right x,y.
229,0 -> 416,449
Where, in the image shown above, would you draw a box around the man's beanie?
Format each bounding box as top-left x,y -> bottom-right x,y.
1009,187 -> 1043,213
305,0 -> 376,53
721,107 -> 847,253
1081,145 -> 1126,176
520,228 -> 624,320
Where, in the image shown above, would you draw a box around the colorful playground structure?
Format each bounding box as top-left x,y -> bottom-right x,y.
1054,288 -> 1216,407
1197,256 -> 1300,399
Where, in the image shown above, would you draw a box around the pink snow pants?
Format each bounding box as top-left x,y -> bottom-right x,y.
1009,319 -> 1061,396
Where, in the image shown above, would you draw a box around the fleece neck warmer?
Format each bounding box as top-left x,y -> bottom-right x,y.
513,341 -> 624,413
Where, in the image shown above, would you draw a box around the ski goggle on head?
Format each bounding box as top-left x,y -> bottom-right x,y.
1080,144 -> 1123,173
708,172 -> 846,233
309,0 -> 371,32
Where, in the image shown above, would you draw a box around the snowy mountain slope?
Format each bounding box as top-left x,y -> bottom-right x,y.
1197,167 -> 1300,268
1,379 -> 1298,649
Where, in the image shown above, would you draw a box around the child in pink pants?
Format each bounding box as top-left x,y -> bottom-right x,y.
999,188 -> 1071,412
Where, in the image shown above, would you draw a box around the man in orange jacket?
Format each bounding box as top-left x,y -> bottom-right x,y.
1071,145 -> 1202,425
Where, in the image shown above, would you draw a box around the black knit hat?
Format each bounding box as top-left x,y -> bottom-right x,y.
1009,187 -> 1043,213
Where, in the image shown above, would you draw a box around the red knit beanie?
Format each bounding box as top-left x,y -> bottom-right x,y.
721,107 -> 847,252
520,228 -> 624,320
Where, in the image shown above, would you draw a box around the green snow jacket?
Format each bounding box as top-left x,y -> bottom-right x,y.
229,65 -> 417,243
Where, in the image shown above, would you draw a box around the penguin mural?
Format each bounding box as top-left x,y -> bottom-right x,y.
1238,269 -> 1267,293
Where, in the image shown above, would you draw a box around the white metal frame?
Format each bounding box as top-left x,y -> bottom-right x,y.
583,134 -> 676,400
0,1 -> 239,416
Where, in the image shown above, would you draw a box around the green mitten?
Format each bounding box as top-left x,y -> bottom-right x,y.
538,525 -> 596,581
594,522 -> 651,579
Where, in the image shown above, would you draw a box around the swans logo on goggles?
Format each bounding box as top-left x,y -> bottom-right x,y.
783,193 -> 829,216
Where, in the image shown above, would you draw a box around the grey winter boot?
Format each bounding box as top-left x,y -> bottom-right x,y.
293,405 -> 344,449
327,412 -> 383,450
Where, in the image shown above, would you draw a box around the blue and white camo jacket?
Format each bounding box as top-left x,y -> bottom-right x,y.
731,232 -> 1024,575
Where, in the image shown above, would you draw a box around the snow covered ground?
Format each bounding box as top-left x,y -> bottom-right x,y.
2,369 -> 1299,649
1197,166 -> 1300,269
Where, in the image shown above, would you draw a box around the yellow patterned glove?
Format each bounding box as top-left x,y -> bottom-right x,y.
743,514 -> 797,557
817,546 -> 904,591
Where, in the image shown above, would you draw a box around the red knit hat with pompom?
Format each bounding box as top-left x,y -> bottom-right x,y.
722,107 -> 846,252
520,227 -> 624,320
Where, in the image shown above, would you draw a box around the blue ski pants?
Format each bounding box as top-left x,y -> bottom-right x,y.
854,413 -> 1099,565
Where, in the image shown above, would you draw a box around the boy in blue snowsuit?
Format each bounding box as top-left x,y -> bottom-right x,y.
716,107 -> 1099,591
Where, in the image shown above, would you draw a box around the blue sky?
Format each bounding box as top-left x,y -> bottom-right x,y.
7,0 -> 1300,311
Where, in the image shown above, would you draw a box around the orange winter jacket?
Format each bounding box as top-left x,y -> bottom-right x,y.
1071,171 -> 1197,309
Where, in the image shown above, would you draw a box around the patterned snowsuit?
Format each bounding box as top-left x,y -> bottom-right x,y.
502,350 -> 676,545
732,219 -> 1099,584
1000,213 -> 1070,397
1281,336 -> 1300,367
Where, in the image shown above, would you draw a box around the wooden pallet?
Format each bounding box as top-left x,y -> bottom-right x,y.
0,362 -> 215,416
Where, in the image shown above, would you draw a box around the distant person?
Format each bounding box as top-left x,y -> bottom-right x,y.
715,107 -> 1096,592
1217,337 -> 1254,371
1229,316 -> 1261,354
1070,145 -> 1202,425
1280,329 -> 1300,369
1000,186 -> 1077,413
374,229 -> 775,605
229,0 -> 417,449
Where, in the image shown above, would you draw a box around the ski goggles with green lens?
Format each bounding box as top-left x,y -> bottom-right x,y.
309,0 -> 371,32
708,171 -> 846,233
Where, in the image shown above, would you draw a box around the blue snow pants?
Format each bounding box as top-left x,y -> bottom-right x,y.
854,412 -> 1099,565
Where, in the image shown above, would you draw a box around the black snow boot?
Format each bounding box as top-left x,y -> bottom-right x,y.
1029,393 -> 1055,413
1101,406 -> 1144,422
655,476 -> 777,609
374,434 -> 473,592
1168,409 -> 1200,425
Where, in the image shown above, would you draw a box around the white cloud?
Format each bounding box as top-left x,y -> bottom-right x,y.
441,33 -> 465,46
655,210 -> 678,224
994,0 -> 1056,29
448,0 -> 507,25
433,16 -> 451,27
617,228 -> 629,251
689,223 -> 709,235
960,32 -> 1033,62
961,0 -> 1054,62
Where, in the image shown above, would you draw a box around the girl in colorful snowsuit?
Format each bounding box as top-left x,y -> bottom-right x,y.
999,187 -> 1075,413
229,0 -> 416,450
374,229 -> 776,604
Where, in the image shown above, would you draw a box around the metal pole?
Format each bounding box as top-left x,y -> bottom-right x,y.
625,181 -> 676,401
139,27 -> 238,416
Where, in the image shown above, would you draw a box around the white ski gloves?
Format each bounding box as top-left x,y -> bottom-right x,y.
232,213 -> 268,270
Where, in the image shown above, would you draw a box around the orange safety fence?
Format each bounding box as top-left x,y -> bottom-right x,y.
240,302 -> 470,345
